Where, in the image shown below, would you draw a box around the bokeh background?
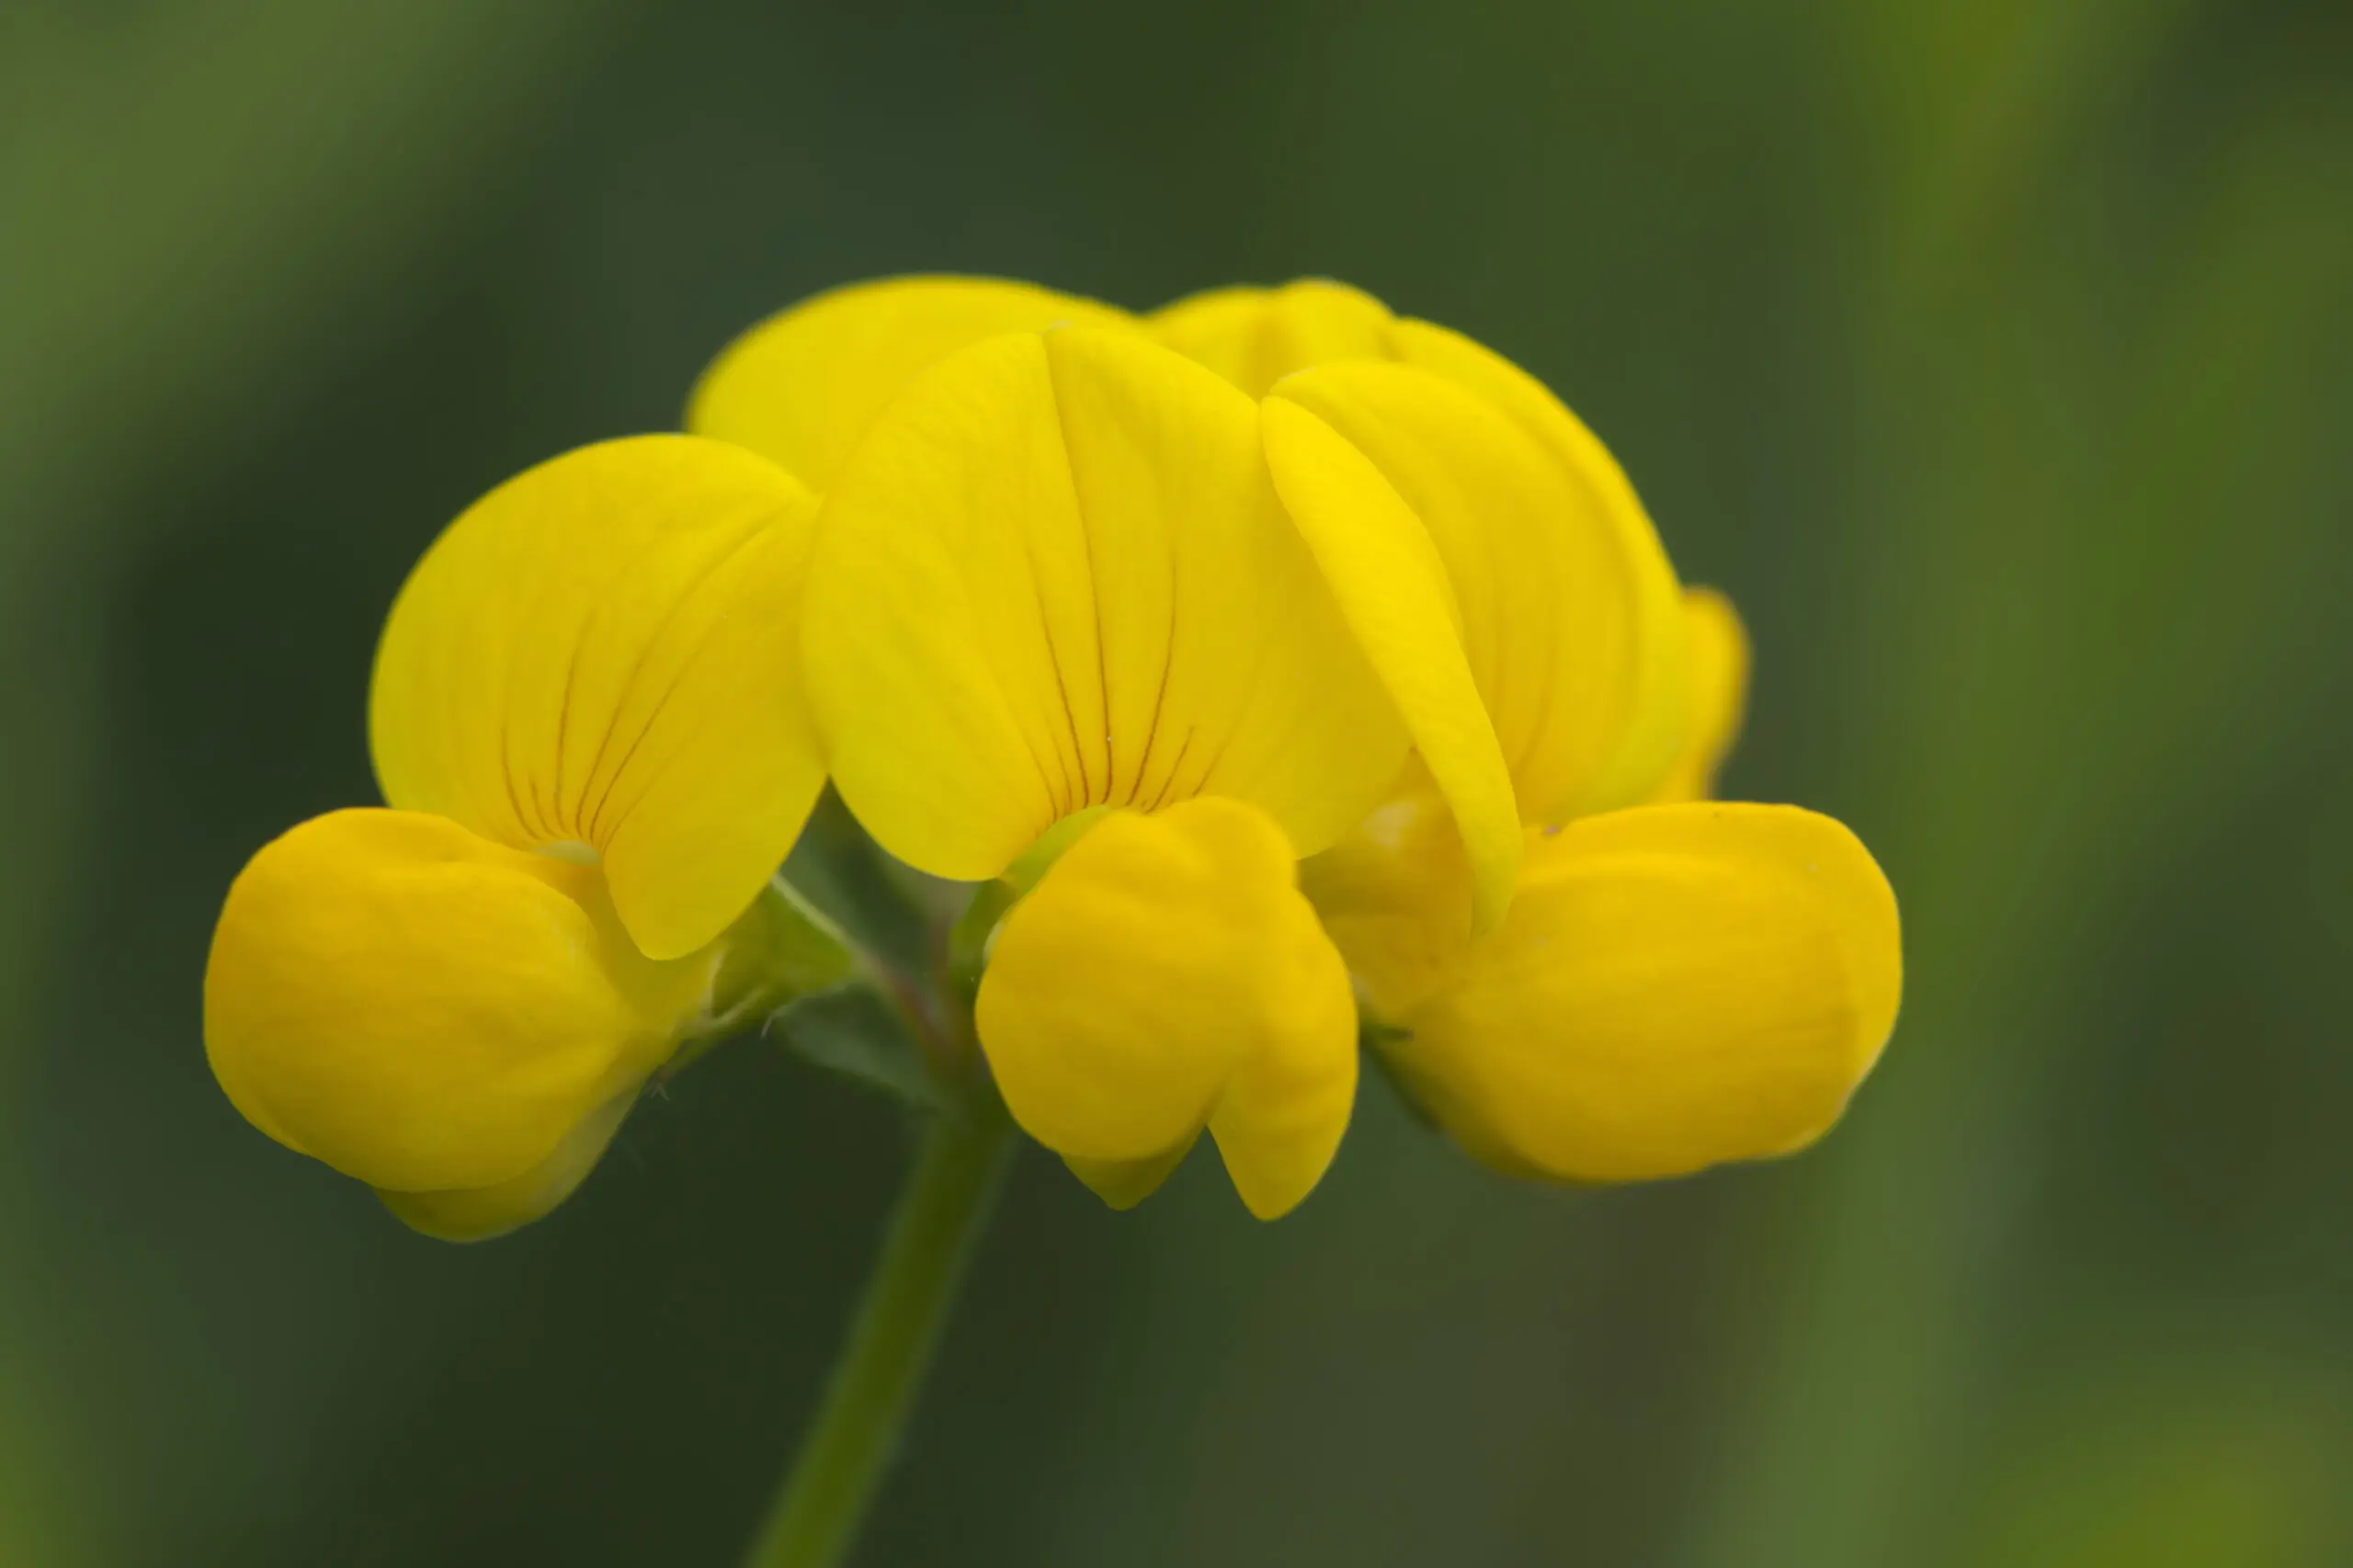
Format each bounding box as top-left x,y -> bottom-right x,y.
6,1 -> 2350,1563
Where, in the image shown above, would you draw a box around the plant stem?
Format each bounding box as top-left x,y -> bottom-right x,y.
741,1095 -> 1016,1568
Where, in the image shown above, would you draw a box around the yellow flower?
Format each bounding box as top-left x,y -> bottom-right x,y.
204,436 -> 828,1238
1152,279 -> 1897,1181
689,274 -> 1900,1206
782,322 -> 1465,1218
1158,278 -> 1760,814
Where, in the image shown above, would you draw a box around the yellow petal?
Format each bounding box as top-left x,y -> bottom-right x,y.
974,799 -> 1359,1220
377,1089 -> 636,1243
688,275 -> 1132,488
1646,587 -> 1752,804
369,435 -> 825,960
1381,802 -> 1901,1182
203,809 -> 712,1198
1149,278 -> 1399,399
1388,319 -> 1691,814
1303,593 -> 1749,1011
1258,395 -> 1520,935
804,325 -> 1406,881
1271,358 -> 1665,827
1152,279 -> 1690,819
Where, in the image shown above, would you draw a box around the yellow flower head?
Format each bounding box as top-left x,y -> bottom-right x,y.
207,271 -> 1899,1241
205,435 -> 827,1237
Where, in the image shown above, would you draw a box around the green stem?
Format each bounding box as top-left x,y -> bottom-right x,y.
741,1095 -> 1016,1568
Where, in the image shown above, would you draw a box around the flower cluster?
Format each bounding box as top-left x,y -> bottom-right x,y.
204,277 -> 1901,1238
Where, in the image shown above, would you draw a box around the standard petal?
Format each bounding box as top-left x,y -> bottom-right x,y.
688,275 -> 1132,488
369,435 -> 825,960
1388,319 -> 1691,813
1149,278 -> 1400,398
1153,279 -> 1691,818
203,809 -> 713,1198
1646,587 -> 1752,803
974,799 -> 1358,1220
1272,358 -> 1668,827
1259,393 -> 1520,935
1381,803 -> 1902,1183
804,326 -> 1406,881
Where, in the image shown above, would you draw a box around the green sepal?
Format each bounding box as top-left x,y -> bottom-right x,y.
783,789 -> 948,982
940,810 -> 1108,1004
772,983 -> 946,1110
945,879 -> 1017,1002
664,876 -> 860,1079
709,878 -> 859,1020
1000,804 -> 1111,892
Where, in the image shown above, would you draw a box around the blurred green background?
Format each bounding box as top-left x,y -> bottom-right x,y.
6,1 -> 2349,1563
